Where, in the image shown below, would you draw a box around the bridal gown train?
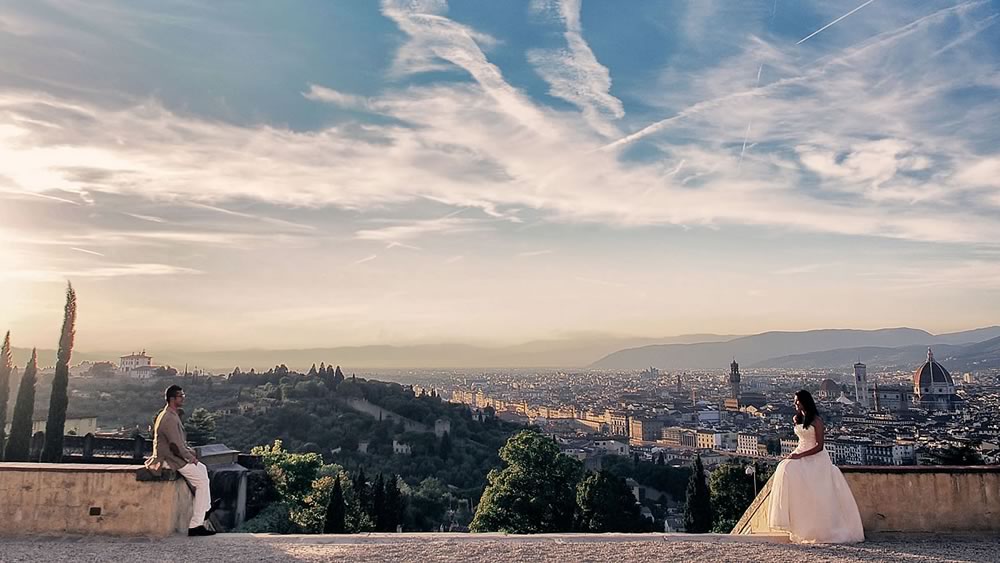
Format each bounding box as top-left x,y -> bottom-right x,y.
767,423 -> 865,544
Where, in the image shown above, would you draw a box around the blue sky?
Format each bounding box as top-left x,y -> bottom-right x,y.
1,0 -> 999,351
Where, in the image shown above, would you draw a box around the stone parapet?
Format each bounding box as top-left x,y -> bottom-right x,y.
0,462 -> 192,537
733,465 -> 1000,535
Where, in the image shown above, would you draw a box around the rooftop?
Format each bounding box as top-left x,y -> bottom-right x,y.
0,533 -> 997,562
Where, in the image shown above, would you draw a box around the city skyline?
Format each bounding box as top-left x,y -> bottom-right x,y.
2,1 -> 1000,351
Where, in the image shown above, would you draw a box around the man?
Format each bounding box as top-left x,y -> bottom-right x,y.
147,384 -> 215,536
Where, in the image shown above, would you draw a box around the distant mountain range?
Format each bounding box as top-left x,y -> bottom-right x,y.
10,326 -> 999,372
10,333 -> 741,371
590,327 -> 1000,370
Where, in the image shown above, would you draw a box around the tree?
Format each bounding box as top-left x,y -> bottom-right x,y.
353,468 -> 371,517
656,451 -> 666,466
709,462 -> 771,533
683,454 -> 713,533
0,332 -> 12,455
5,349 -> 38,462
371,473 -> 386,531
575,470 -> 642,532
383,475 -> 404,532
469,430 -> 583,533
324,477 -> 346,533
438,431 -> 453,460
333,366 -> 345,386
186,408 -> 217,446
42,283 -> 76,463
307,364 -> 318,377
926,443 -> 984,466
154,366 -> 178,377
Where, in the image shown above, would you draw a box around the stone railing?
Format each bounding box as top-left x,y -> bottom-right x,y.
0,462 -> 192,537
732,465 -> 1000,535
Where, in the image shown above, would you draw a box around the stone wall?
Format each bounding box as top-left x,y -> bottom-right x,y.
0,463 -> 192,537
733,465 -> 1000,535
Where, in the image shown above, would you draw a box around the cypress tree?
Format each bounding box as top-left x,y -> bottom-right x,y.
5,349 -> 38,462
333,366 -> 345,386
683,454 -> 714,533
307,363 -> 318,377
371,473 -> 386,531
324,477 -> 346,533
383,475 -> 403,532
0,332 -> 13,455
42,283 -> 77,463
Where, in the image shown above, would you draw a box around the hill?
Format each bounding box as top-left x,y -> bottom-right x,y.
591,327 -> 1000,370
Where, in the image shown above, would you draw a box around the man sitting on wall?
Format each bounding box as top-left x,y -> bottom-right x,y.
146,384 -> 215,536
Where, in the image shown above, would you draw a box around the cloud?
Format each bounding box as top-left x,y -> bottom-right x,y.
302,84 -> 369,110
516,249 -> 554,258
2,263 -> 200,282
528,0 -> 624,137
0,0 -> 996,255
355,216 -> 489,243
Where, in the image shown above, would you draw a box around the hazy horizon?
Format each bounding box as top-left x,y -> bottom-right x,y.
2,1 -> 1000,352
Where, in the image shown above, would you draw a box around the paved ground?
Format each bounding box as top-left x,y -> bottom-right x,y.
1,533 -> 998,563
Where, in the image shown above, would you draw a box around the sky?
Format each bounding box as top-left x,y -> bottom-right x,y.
1,0 -> 999,352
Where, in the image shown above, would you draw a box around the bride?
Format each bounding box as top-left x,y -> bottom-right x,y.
767,390 -> 865,543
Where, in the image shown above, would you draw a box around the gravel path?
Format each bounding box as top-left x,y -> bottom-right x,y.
1,534 -> 997,563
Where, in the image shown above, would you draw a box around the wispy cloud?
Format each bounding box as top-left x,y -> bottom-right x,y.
516,249 -> 554,258
302,84 -> 370,110
355,216 -> 488,243
528,0 -> 624,137
2,263 -> 200,282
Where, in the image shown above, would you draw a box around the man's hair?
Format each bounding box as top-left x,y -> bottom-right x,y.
165,384 -> 184,403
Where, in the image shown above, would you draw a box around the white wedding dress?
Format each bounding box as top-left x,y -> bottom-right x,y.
767,423 -> 865,543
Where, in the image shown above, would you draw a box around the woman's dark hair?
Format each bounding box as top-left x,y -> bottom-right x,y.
793,389 -> 818,428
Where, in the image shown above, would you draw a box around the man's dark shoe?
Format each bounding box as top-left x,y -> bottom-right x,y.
188,525 -> 216,537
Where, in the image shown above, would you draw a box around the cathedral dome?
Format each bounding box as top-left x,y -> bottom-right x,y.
913,348 -> 954,392
820,378 -> 839,394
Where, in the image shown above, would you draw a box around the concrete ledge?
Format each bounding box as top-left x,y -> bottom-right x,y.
0,462 -> 193,537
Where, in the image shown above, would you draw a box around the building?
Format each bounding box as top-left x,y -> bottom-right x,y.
780,438 -> 798,457
820,378 -> 840,399
392,440 -> 412,455
696,429 -> 716,450
629,418 -> 663,444
119,351 -> 152,374
592,439 -> 630,457
660,427 -> 696,448
854,361 -> 870,410
434,418 -> 451,438
873,383 -> 913,412
913,348 -> 962,411
737,433 -> 760,457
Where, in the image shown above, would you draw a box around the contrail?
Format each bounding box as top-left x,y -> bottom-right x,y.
71,247 -> 105,257
737,121 -> 753,171
797,0 -> 876,45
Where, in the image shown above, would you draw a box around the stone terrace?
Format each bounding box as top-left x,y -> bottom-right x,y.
1,533 -> 998,563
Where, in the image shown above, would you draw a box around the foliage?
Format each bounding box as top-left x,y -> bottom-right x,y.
235,502 -> 301,534
575,470 -> 643,532
708,462 -> 772,533
925,443 -> 984,466
469,430 -> 582,533
600,454 -> 691,502
185,408 -> 217,446
4,349 -> 38,462
404,477 -> 457,531
0,332 -> 12,454
42,283 -> 76,463
682,455 -> 713,533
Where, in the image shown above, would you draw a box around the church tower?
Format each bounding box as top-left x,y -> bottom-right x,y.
854,361 -> 869,410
